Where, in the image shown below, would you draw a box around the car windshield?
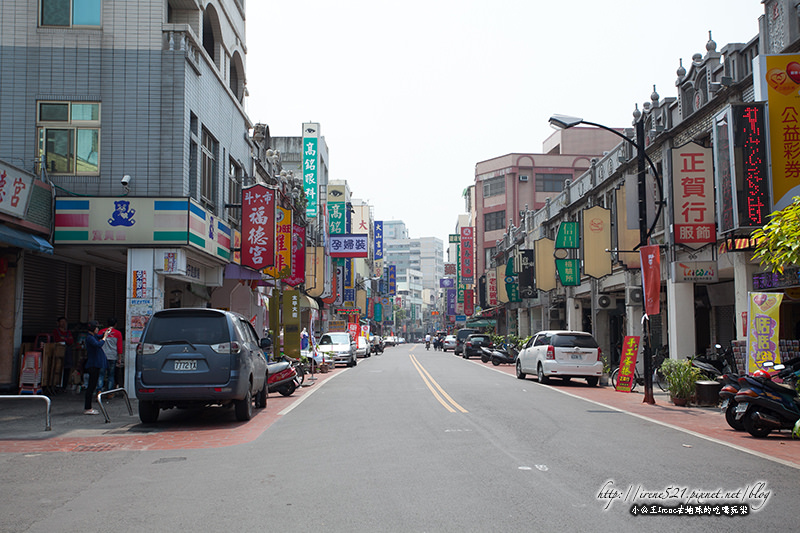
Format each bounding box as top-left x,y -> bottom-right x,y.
143,313 -> 229,345
552,334 -> 598,348
320,333 -> 350,345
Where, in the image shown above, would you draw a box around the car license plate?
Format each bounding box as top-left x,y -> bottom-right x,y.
734,402 -> 748,414
174,360 -> 197,371
571,353 -> 582,360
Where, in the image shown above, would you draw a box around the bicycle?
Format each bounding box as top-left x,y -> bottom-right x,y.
611,348 -> 669,392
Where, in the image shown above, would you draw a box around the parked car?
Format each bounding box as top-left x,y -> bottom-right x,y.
442,335 -> 456,351
383,336 -> 396,347
454,328 -> 477,356
370,336 -> 384,354
134,308 -> 269,423
355,335 -> 371,358
319,332 -> 357,367
463,333 -> 493,359
516,330 -> 602,386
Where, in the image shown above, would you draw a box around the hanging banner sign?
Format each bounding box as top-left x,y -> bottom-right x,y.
302,123 -> 319,218
284,224 -> 306,287
486,268 -> 498,307
447,288 -> 457,315
329,234 -> 369,258
555,259 -> 580,286
583,206 -> 612,278
555,221 -> 579,248
464,289 -> 474,316
505,257 -> 520,302
241,184 -> 275,270
374,221 -> 383,259
639,244 -> 661,315
672,143 -> 715,248
517,249 -> 535,298
747,292 -> 783,373
265,206 -> 292,278
388,265 -> 397,295
615,336 -> 640,393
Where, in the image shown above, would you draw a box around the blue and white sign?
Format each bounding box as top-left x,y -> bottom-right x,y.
374,221 -> 383,260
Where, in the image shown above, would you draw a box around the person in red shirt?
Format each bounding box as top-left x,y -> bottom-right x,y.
99,317 -> 124,392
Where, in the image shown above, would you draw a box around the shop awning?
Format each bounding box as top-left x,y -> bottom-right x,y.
0,225 -> 53,254
466,318 -> 496,328
300,294 -> 319,310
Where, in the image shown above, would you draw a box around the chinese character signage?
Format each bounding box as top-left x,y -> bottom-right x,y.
446,288 -> 456,315
352,205 -> 370,234
282,290 -> 301,357
486,269 -> 498,307
302,122 -> 319,218
444,262 -> 456,276
374,221 -> 383,259
672,144 -> 715,248
517,249 -> 535,298
329,234 -> 369,258
284,224 -> 306,287
555,259 -> 580,286
764,55 -> 800,211
747,292 -> 783,373
0,163 -> 34,218
460,227 -> 474,285
713,104 -> 769,233
504,257 -> 520,302
555,221 -> 579,249
671,261 -> 718,283
388,265 -> 397,295
615,336 -> 640,393
265,206 -> 292,278
241,185 -> 275,270
328,184 -> 346,235
464,289 -> 474,316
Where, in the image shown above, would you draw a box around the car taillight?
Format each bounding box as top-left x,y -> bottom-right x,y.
140,343 -> 160,355
212,341 -> 240,353
546,346 -> 555,360
597,347 -> 602,362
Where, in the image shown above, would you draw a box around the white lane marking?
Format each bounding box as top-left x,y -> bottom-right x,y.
277,369 -> 347,416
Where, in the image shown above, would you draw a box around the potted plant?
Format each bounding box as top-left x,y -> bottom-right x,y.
660,358 -> 702,406
600,353 -> 611,387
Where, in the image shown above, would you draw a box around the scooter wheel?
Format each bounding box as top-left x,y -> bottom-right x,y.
481,355 -> 490,363
279,382 -> 297,397
492,358 -> 501,366
725,402 -> 744,431
742,409 -> 772,438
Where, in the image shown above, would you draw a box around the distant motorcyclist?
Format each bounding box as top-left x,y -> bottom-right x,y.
425,333 -> 431,350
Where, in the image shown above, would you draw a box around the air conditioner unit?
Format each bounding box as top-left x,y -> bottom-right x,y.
626,287 -> 644,306
596,295 -> 616,310
519,175 -> 529,182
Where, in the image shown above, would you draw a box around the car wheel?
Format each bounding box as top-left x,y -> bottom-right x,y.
255,379 -> 267,408
586,377 -> 598,387
234,389 -> 253,421
516,361 -> 526,380
138,400 -> 159,423
537,364 -> 549,384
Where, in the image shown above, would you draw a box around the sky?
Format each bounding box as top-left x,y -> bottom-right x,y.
245,1 -> 764,244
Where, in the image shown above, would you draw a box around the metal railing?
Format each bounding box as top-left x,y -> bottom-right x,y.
0,395 -> 52,431
97,388 -> 133,423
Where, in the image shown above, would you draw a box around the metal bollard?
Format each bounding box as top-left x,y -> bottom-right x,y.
0,395 -> 52,431
97,388 -> 133,423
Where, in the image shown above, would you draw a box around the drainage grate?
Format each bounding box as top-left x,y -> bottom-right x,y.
72,443 -> 119,452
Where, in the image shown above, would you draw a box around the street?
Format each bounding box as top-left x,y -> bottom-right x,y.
1,343 -> 797,532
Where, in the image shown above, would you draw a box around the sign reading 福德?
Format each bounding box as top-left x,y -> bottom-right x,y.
615,336 -> 640,393
302,123 -> 319,218
672,144 -> 715,248
241,185 -> 275,270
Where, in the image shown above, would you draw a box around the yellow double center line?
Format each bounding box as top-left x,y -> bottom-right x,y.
409,354 -> 468,413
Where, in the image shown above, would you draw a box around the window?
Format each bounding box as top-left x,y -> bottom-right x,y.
484,211 -> 505,232
535,173 -> 569,192
482,176 -> 505,198
40,0 -> 101,27
201,128 -> 218,207
228,158 -> 242,224
37,101 -> 100,175
484,246 -> 496,268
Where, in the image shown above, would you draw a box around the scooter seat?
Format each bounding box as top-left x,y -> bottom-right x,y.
268,361 -> 291,375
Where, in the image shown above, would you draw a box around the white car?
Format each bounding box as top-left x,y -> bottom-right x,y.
319,332 -> 357,367
355,336 -> 371,358
516,330 -> 602,386
442,335 -> 456,351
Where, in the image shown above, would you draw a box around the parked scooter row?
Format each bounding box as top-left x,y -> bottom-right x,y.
267,354 -> 304,397
479,340 -> 520,366
733,359 -> 800,438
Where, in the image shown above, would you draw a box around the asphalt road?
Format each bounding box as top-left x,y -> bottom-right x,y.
1,343 -> 796,532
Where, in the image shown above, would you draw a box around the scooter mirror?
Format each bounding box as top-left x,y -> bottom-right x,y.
763,361 -> 774,368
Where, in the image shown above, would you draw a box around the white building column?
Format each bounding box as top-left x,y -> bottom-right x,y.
566,295 -> 582,331
667,278 -> 695,360
732,252 -> 757,341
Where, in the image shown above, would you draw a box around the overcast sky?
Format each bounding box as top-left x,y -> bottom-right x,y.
245,1 -> 764,244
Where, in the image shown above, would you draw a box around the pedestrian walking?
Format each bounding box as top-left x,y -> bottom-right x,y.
83,321 -> 108,415
99,317 -> 123,392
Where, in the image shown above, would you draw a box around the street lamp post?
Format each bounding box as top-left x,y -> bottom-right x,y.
549,113 -> 664,405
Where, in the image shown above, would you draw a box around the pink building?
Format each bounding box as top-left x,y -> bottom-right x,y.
474,127 -> 622,275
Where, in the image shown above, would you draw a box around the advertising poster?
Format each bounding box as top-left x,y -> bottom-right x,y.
747,292 -> 783,373
615,336 -> 640,393
765,55 -> 800,211
265,206 -> 292,278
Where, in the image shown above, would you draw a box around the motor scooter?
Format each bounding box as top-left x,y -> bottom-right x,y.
734,361 -> 800,438
267,355 -> 302,397
480,345 -> 519,366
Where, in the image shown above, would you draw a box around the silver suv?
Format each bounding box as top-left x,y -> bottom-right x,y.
135,308 -> 269,423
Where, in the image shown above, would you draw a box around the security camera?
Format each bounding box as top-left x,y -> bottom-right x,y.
121,175 -> 131,186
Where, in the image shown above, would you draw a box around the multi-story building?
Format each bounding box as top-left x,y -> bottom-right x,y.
0,1 -> 293,391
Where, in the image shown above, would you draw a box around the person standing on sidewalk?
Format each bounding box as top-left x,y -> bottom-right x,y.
84,321 -> 108,415
99,317 -> 123,392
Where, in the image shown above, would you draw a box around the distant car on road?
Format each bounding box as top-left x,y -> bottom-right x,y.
319,332 -> 357,367
442,335 -> 456,351
355,335 -> 371,358
454,328 -> 477,356
516,330 -> 602,386
463,333 -> 493,359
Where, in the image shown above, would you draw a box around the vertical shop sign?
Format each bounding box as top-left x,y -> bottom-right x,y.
582,206 -> 611,278
388,265 -> 397,295
747,292 -> 783,373
765,55 -> 800,211
284,224 -> 306,287
447,288 -> 457,315
460,227 -> 474,285
486,269 -> 498,306
265,206 -> 292,278
374,221 -> 383,259
615,336 -> 640,393
464,289 -> 474,316
504,257 -> 520,302
672,144 -> 715,247
282,290 -> 301,357
639,245 -> 661,315
302,123 -> 319,218
241,184 -> 275,270
517,249 -> 535,298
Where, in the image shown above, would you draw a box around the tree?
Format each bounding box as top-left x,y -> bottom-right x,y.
751,196 -> 800,273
